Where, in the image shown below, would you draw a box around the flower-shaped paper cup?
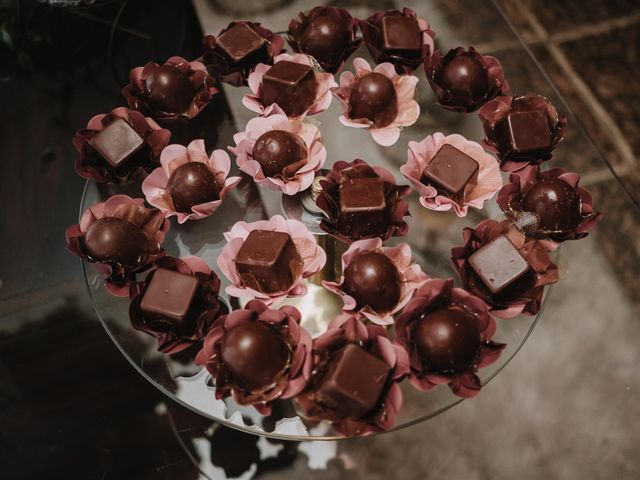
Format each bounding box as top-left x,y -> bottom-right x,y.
295,315 -> 409,436
400,132 -> 502,216
217,215 -> 326,304
202,21 -> 285,87
65,195 -> 169,296
287,6 -> 361,74
142,139 -> 241,224
332,57 -> 420,146
322,238 -> 429,326
425,46 -> 509,113
360,8 -> 435,74
451,219 -> 559,319
316,159 -> 411,244
123,56 -> 218,119
243,53 -> 337,118
129,256 -> 223,354
195,300 -> 312,415
394,278 -> 506,398
229,113 -> 326,195
73,107 -> 171,184
479,94 -> 567,171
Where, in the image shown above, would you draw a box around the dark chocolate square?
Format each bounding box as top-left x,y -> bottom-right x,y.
421,144 -> 479,202
140,268 -> 200,329
90,118 -> 144,169
338,176 -> 388,238
235,230 -> 302,294
217,23 -> 266,63
381,16 -> 422,52
262,60 -> 317,117
315,344 -> 390,419
495,110 -> 552,154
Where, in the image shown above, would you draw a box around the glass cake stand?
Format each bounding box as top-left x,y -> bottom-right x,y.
79,1 -> 624,441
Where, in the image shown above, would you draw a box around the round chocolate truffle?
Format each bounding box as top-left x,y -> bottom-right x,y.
438,54 -> 488,100
83,217 -> 149,268
252,130 -> 308,177
343,251 -> 402,313
413,308 -> 481,373
144,65 -> 196,115
300,15 -> 350,67
522,178 -> 582,232
348,73 -> 398,127
167,162 -> 220,213
220,321 -> 291,391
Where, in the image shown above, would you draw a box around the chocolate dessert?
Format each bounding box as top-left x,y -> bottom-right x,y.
380,15 -> 422,56
83,217 -> 149,268
252,130 -> 308,177
143,65 -> 197,115
338,176 -> 390,239
343,251 -> 401,313
89,118 -> 144,169
348,73 -> 398,127
437,54 -> 488,101
495,110 -> 552,155
167,162 -> 220,213
216,22 -> 267,64
262,60 -> 317,117
235,230 -> 302,294
421,144 -> 479,203
300,14 -> 350,68
521,178 -> 582,232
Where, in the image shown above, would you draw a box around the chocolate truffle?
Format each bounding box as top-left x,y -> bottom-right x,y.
421,144 -> 479,203
140,268 -> 200,332
167,162 -> 219,213
380,15 -> 422,55
252,130 -> 308,177
216,22 -> 266,63
438,54 -> 488,100
348,72 -> 398,127
89,118 -> 144,169
413,308 -> 481,373
314,343 -> 390,419
343,251 -> 401,313
522,178 -> 581,232
338,176 -> 389,239
468,235 -> 532,297
262,60 -> 317,117
220,321 -> 291,390
300,15 -> 350,67
495,110 -> 552,155
144,65 -> 196,115
235,230 -> 302,294
83,217 -> 149,268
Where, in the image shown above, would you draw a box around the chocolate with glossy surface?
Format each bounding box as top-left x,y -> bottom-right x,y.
343,251 -> 401,313
144,65 -> 196,115
438,54 -> 488,100
338,176 -> 389,239
252,130 -> 308,177
235,230 -> 302,294
348,72 -> 398,127
220,321 -> 291,391
314,343 -> 390,419
217,22 -> 266,63
413,308 -> 481,373
380,16 -> 422,54
83,217 -> 149,268
421,144 -> 479,203
262,60 -> 317,117
167,162 -> 219,213
495,110 -> 552,154
522,178 -> 581,232
300,15 -> 350,67
89,118 -> 144,169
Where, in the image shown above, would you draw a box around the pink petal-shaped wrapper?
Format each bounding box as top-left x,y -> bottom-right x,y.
400,132 -> 502,216
217,215 -> 326,304
229,113 -> 326,195
394,278 -> 505,398
141,139 -> 241,223
332,57 -> 420,146
322,238 -> 429,326
195,300 -> 312,414
243,53 -> 338,118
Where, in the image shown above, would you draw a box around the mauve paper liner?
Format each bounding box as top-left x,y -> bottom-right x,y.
129,256 -> 223,355
497,165 -> 603,243
322,238 -> 429,326
332,57 -> 420,146
73,107 -> 170,184
394,278 -> 506,398
229,113 -> 326,195
451,219 -> 559,319
203,21 -> 285,87
142,139 -> 241,224
401,132 -> 502,217
195,300 -> 312,415
65,195 -> 169,297
217,215 -> 326,305
295,315 -> 409,436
